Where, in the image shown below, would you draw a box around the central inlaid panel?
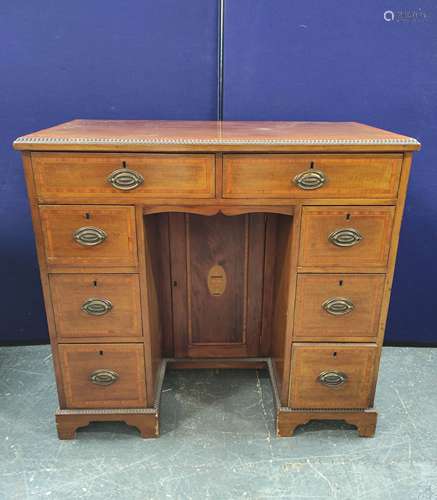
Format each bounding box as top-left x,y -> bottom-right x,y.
188,214 -> 250,345
145,211 -> 293,362
170,213 -> 266,358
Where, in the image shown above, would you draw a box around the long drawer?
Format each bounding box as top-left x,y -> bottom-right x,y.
58,343 -> 147,408
289,343 -> 377,409
40,205 -> 137,268
50,274 -> 143,339
223,154 -> 402,199
293,274 -> 385,342
32,153 -> 216,202
298,206 -> 395,269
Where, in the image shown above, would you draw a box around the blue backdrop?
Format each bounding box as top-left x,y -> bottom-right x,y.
1,1 -> 436,344
0,1 -> 218,343
223,0 -> 437,345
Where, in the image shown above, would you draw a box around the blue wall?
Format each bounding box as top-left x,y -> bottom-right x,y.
1,1 -> 436,344
0,1 -> 217,343
224,0 -> 437,345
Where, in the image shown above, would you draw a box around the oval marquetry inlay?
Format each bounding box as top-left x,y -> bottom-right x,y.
207,265 -> 227,296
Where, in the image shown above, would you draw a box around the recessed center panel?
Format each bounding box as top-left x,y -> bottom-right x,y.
145,211 -> 292,361
188,213 -> 248,345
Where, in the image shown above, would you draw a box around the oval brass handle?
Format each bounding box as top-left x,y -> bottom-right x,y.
90,369 -> 119,386
328,228 -> 363,247
108,167 -> 144,191
293,169 -> 326,190
81,298 -> 113,316
73,226 -> 107,246
322,297 -> 354,316
318,371 -> 348,388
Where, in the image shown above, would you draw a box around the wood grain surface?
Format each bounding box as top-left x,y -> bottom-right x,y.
16,119 -> 418,438
14,120 -> 420,152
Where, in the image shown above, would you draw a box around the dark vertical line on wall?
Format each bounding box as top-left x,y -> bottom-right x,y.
217,0 -> 225,120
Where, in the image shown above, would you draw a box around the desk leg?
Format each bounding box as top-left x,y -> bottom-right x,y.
55,409 -> 159,440
277,409 -> 377,438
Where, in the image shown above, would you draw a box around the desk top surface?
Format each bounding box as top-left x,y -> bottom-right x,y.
14,120 -> 420,153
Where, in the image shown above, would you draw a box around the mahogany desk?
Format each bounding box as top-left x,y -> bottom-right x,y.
14,120 -> 420,439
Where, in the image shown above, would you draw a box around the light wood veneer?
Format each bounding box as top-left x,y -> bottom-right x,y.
40,205 -> 138,269
223,154 -> 402,199
289,343 -> 377,409
298,206 -> 395,270
50,274 -> 143,339
58,343 -> 147,409
33,153 -> 216,202
293,274 -> 385,342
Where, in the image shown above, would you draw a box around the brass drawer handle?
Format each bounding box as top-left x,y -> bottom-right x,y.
73,226 -> 107,246
328,228 -> 363,247
318,371 -> 348,388
322,297 -> 354,316
293,169 -> 326,190
81,298 -> 113,316
90,369 -> 119,386
108,167 -> 144,191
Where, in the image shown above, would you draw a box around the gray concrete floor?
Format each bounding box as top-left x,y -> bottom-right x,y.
0,346 -> 436,500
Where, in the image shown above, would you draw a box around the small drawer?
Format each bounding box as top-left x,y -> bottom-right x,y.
58,343 -> 146,408
223,154 -> 402,199
32,153 -> 216,202
40,205 -> 137,268
50,274 -> 142,339
294,274 -> 385,342
299,206 -> 395,269
289,343 -> 377,409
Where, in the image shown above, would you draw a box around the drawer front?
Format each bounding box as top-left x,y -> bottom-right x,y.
50,274 -> 142,339
289,344 -> 377,409
33,153 -> 215,201
299,206 -> 395,269
59,343 -> 146,408
294,274 -> 385,342
40,205 -> 137,267
223,155 -> 402,198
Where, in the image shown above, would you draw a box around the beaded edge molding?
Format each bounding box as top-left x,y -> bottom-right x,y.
14,136 -> 420,146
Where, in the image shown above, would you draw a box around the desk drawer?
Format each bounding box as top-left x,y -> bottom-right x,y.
299,206 -> 395,269
50,274 -> 142,339
289,344 -> 377,409
59,343 -> 146,408
223,154 -> 402,199
40,205 -> 137,268
32,153 -> 215,201
293,274 -> 385,342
